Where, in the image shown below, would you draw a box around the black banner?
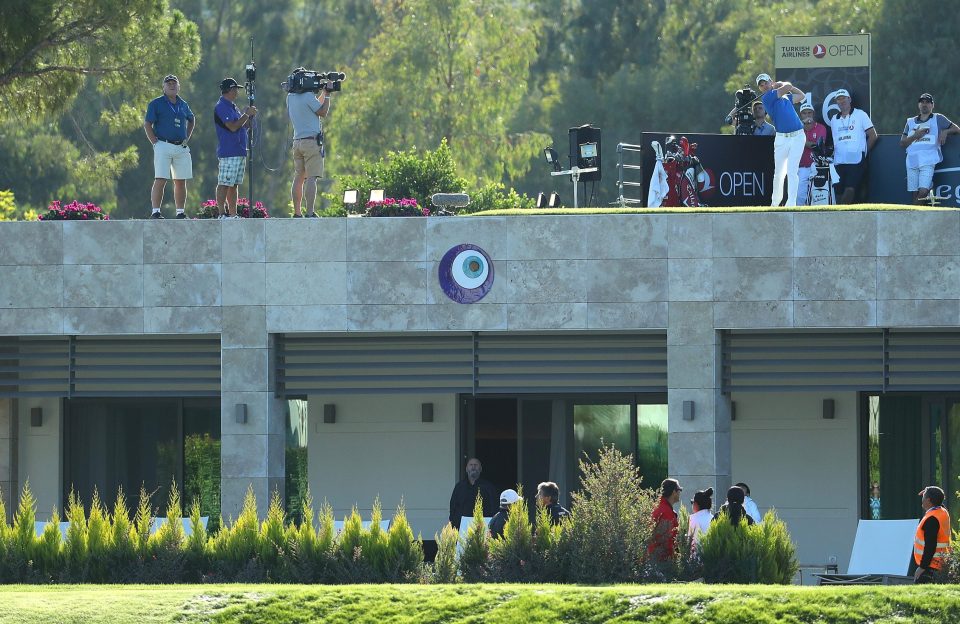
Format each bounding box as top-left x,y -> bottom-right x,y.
641,133 -> 774,207
637,133 -> 960,207
868,135 -> 960,207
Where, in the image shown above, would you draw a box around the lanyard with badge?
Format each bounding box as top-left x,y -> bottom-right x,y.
836,114 -> 855,145
167,97 -> 183,130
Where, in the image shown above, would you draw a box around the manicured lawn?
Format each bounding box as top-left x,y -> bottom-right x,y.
472,203 -> 955,215
3,583 -> 960,623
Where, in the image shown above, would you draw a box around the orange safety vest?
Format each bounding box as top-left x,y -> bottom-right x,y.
913,506 -> 950,570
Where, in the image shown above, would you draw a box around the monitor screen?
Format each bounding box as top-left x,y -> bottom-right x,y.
579,143 -> 597,159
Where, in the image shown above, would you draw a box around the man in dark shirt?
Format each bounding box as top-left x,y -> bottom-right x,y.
488,488 -> 520,539
536,481 -> 569,525
911,486 -> 951,583
448,457 -> 498,528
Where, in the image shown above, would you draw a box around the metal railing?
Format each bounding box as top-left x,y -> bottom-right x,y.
616,142 -> 645,206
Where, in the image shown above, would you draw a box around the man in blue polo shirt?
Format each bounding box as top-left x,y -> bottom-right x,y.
757,73 -> 805,207
214,78 -> 257,218
144,75 -> 196,218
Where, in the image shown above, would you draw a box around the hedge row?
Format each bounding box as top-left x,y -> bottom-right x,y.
0,447 -> 799,584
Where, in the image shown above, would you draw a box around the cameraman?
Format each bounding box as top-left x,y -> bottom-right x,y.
287,69 -> 334,218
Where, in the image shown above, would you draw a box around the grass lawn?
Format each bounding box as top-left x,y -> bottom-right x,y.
471,203 -> 956,215
4,583 -> 960,623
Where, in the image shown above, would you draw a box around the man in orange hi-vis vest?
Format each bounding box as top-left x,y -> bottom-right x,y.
911,486 -> 951,583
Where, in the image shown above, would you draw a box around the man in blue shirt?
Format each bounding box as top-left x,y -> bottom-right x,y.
757,73 -> 805,207
214,78 -> 257,217
143,75 -> 196,218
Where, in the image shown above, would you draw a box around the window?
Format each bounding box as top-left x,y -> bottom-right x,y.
63,398 -> 220,519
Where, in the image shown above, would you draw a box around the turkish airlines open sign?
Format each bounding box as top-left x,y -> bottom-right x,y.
774,34 -> 872,125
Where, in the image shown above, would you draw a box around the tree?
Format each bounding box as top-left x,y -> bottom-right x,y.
0,0 -> 200,217
330,0 -> 548,187
0,0 -> 201,120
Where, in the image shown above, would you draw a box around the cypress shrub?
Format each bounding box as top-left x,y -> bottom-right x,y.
146,479 -> 186,582
488,488 -> 534,582
109,489 -> 137,581
258,490 -> 288,579
0,490 -> 9,582
384,504 -> 423,582
35,507 -> 62,580
361,500 -> 390,581
432,524 -> 459,584
85,489 -> 112,582
698,510 -> 797,584
184,499 -> 209,581
458,496 -> 489,582
63,490 -> 88,580
10,482 -> 38,581
532,500 -> 566,582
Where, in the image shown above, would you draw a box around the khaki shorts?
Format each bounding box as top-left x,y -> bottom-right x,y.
292,138 -> 324,178
153,140 -> 193,180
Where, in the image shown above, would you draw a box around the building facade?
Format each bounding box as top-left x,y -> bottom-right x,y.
1,211 -> 958,571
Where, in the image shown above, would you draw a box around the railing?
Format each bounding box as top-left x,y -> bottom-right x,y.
616,142 -> 645,206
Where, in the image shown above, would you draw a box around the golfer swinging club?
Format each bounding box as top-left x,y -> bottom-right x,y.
756,73 -> 805,206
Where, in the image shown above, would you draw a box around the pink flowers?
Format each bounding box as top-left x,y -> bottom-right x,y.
197,198 -> 270,218
364,197 -> 429,217
38,200 -> 109,221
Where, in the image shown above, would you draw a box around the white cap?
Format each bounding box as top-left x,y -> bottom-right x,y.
499,489 -> 520,506
799,102 -> 814,112
835,88 -> 850,98
756,73 -> 772,85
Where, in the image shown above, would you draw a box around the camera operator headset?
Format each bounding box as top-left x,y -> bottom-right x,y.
285,68 -> 341,217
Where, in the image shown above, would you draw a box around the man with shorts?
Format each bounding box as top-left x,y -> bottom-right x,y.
144,75 -> 196,218
757,73 -> 806,207
214,77 -> 257,217
829,88 -> 878,204
286,69 -> 334,217
900,93 -> 959,203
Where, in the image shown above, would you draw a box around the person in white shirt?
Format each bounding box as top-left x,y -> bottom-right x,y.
735,482 -> 763,524
899,92 -> 960,203
829,88 -> 878,204
687,487 -> 714,548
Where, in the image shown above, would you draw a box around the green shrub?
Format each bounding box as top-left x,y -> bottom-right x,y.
85,489 -> 111,582
488,488 -> 535,582
184,499 -> 208,581
336,140 -> 467,215
258,490 -> 287,579
697,510 -> 798,584
532,499 -> 566,582
461,181 -> 536,213
109,489 -> 136,580
63,490 -> 88,579
36,507 -> 62,580
384,504 -> 424,582
458,496 -> 489,582
564,444 -> 658,583
212,485 -> 262,581
361,500 -> 389,581
11,482 -> 38,581
146,479 -> 186,582
432,524 -> 459,584
132,485 -> 153,560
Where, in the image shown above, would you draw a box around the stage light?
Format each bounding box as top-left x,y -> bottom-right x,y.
369,189 -> 384,202
536,192 -> 546,208
543,147 -> 561,172
548,192 -> 561,208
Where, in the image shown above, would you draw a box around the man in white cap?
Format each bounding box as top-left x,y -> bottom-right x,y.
900,93 -> 960,203
757,73 -> 806,206
488,488 -> 520,539
829,88 -> 877,204
798,101 -> 828,205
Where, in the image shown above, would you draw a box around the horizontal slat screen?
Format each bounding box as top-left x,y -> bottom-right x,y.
276,334 -> 475,395
0,336 -> 220,398
886,331 -> 960,391
475,333 -> 667,394
0,337 -> 70,397
724,330 -> 960,393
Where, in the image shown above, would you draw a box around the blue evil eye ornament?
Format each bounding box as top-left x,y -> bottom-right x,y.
438,244 -> 494,303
